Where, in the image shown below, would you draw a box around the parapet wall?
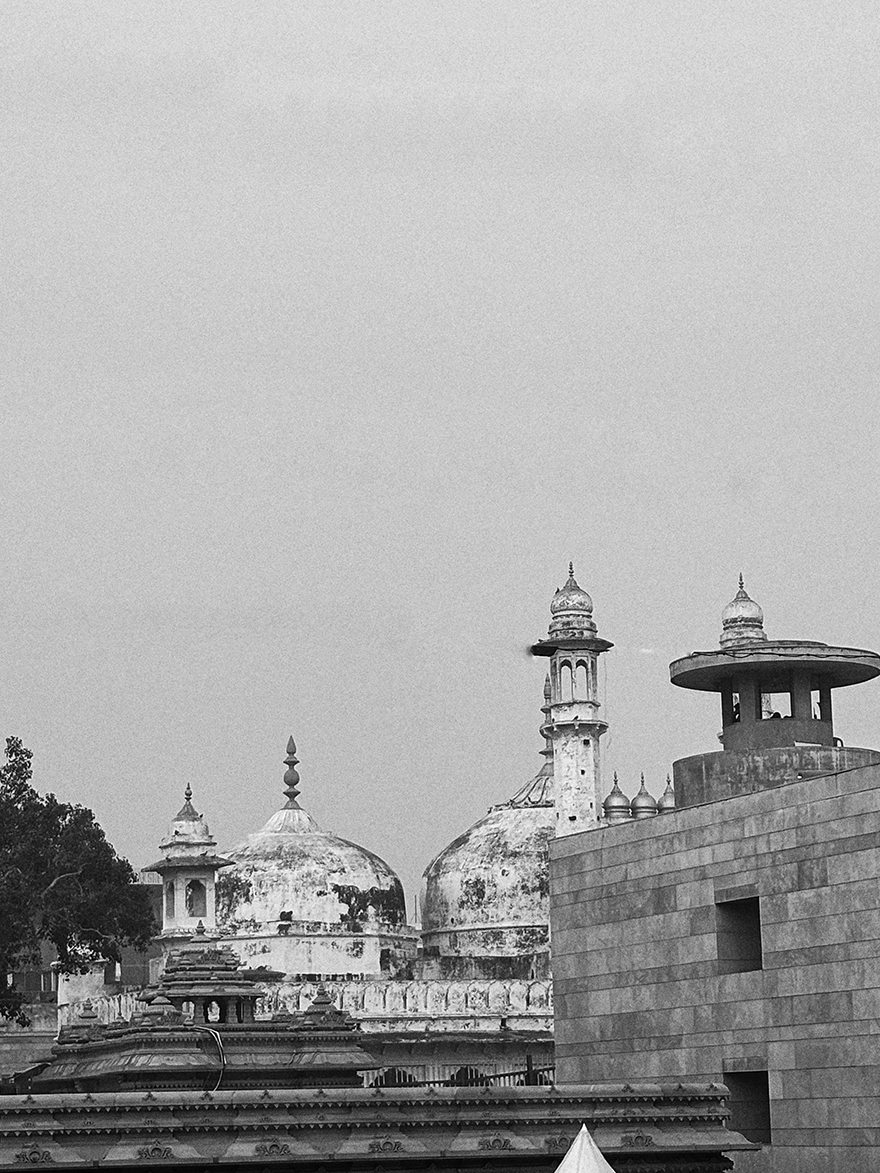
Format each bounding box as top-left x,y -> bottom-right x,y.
58,978 -> 553,1033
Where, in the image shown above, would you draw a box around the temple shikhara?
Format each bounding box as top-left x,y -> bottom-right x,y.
4,568 -> 879,1171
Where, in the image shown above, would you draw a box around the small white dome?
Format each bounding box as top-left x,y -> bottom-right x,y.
548,564 -> 597,638
720,576 -> 767,647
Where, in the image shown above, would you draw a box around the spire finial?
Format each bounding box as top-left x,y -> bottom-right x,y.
738,572 -> 744,591
283,735 -> 301,807
569,561 -> 574,579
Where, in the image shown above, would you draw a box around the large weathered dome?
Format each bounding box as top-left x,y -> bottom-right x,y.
220,806 -> 407,933
216,738 -> 415,979
420,758 -> 554,981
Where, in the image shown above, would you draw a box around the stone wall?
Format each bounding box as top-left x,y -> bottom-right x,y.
550,760 -> 880,1173
0,1004 -> 57,1077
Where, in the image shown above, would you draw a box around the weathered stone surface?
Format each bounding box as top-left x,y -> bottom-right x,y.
217,799 -> 417,979
60,977 -> 554,1032
0,1083 -> 754,1172
421,771 -> 554,980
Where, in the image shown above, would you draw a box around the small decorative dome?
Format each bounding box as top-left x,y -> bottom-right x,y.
720,575 -> 767,648
657,774 -> 676,813
603,773 -> 631,823
158,784 -> 217,855
630,773 -> 658,818
548,563 -> 597,638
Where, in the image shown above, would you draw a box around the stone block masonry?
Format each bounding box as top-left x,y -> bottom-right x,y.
550,760 -> 880,1173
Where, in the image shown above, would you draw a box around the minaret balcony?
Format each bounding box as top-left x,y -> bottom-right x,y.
548,700 -> 606,730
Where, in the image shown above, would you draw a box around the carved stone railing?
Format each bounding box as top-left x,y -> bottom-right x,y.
264,978 -> 552,1028
58,978 -> 553,1030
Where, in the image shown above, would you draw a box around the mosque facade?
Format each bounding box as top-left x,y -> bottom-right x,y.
48,569 -> 626,1088
17,567 -> 875,1171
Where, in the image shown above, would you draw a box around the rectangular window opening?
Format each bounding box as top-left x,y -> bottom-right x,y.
810,681 -> 832,722
716,897 -> 763,974
721,683 -> 741,726
724,1070 -> 771,1144
759,690 -> 791,720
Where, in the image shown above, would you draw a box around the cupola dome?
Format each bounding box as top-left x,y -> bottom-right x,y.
630,774 -> 658,818
720,576 -> 767,648
548,564 -> 597,639
158,784 -> 216,855
602,773 -> 631,823
657,775 -> 676,813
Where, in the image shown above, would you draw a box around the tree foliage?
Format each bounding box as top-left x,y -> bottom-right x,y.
0,737 -> 156,1023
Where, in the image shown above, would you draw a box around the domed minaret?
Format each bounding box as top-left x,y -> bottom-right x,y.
531,565 -> 613,837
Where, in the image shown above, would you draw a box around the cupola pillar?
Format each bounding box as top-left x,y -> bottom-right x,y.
532,565 -> 613,837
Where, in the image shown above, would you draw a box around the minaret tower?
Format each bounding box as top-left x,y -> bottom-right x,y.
531,565 -> 613,836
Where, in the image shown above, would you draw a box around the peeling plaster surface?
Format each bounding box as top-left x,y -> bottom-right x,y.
216,804 -> 415,978
421,795 -> 554,973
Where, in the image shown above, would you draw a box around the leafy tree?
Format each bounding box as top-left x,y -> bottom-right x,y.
0,737 -> 156,1023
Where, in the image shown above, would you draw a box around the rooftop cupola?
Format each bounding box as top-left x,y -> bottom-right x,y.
147,786 -> 232,941
720,575 -> 767,648
602,773 -> 631,824
670,583 -> 880,807
630,774 -> 658,819
549,564 -> 597,639
657,775 -> 676,813
531,565 -> 613,837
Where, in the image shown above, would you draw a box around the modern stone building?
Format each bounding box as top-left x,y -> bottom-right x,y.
551,580 -> 880,1173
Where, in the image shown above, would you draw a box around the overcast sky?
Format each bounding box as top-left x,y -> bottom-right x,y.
2,1 -> 880,904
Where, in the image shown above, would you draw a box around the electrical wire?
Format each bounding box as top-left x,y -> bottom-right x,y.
189,1025 -> 226,1092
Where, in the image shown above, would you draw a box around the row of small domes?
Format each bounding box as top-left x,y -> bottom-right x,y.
602,773 -> 675,822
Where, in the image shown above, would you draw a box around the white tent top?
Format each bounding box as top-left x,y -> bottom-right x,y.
553,1124 -> 616,1173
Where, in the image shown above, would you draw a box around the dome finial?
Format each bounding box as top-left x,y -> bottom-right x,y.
184,782 -> 192,803
738,571 -> 744,591
569,560 -> 574,579
283,735 -> 301,808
